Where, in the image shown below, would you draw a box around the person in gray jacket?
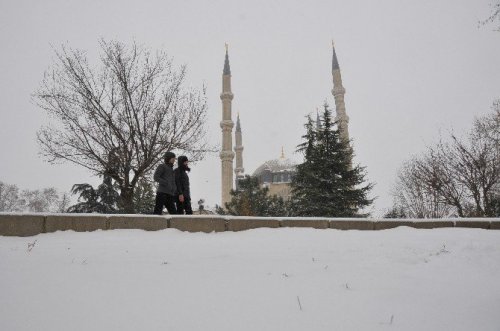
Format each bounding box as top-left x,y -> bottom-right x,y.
153,151 -> 178,215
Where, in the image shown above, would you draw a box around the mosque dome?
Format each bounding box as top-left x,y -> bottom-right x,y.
253,157 -> 297,177
253,148 -> 297,185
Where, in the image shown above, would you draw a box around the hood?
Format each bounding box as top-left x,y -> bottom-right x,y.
178,155 -> 190,172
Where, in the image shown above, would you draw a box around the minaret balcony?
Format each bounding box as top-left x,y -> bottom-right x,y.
220,120 -> 234,130
219,150 -> 235,161
335,115 -> 350,123
220,92 -> 234,100
332,87 -> 346,96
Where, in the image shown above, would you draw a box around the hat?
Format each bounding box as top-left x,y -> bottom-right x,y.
164,151 -> 176,160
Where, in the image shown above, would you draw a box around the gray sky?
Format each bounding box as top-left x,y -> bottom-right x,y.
1,0 -> 499,215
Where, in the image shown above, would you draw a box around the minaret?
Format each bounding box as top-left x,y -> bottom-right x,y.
220,44 -> 235,206
331,41 -> 352,168
331,41 -> 349,143
234,113 -> 244,185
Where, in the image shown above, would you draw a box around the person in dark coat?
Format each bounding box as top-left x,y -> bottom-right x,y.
174,155 -> 193,215
153,151 -> 178,215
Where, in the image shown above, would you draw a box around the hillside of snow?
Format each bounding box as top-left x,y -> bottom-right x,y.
1,227 -> 500,331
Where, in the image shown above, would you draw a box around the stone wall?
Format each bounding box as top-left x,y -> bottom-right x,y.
0,213 -> 499,236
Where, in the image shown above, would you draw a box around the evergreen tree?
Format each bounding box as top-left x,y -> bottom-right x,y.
68,175 -> 119,213
68,183 -> 105,213
288,115 -> 318,215
383,206 -> 408,219
99,176 -> 120,212
217,175 -> 288,216
132,177 -> 156,214
290,102 -> 374,217
68,175 -> 158,214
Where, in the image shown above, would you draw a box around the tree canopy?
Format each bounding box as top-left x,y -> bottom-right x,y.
388,103 -> 500,218
34,40 -> 209,212
218,175 -> 288,217
290,103 -> 374,217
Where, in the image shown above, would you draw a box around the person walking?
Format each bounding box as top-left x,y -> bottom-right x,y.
153,152 -> 178,215
174,155 -> 193,215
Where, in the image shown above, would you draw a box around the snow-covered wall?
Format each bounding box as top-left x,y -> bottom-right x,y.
0,213 -> 499,237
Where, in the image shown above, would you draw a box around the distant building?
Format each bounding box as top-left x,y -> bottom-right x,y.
219,42 -> 349,205
252,149 -> 296,200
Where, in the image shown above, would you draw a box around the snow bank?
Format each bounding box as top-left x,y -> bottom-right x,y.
1,227 -> 500,330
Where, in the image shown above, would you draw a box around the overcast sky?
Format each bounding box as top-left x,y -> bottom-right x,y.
1,0 -> 499,215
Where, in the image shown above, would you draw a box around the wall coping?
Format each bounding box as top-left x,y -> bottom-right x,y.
0,213 -> 499,236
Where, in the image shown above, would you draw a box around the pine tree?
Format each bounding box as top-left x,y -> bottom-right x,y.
288,115 -> 318,215
67,183 -> 106,213
290,102 -> 374,217
68,175 -> 158,214
68,175 -> 119,213
132,177 -> 156,214
218,175 -> 288,216
98,175 -> 120,212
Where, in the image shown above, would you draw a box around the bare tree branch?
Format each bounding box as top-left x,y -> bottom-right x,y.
390,105 -> 500,218
33,40 -> 210,212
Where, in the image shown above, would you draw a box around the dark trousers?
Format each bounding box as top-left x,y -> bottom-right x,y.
176,197 -> 193,215
154,192 -> 177,215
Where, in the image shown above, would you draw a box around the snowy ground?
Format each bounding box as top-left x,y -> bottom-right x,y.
1,227 -> 500,331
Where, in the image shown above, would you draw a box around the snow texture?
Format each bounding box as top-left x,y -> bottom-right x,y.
1,227 -> 500,330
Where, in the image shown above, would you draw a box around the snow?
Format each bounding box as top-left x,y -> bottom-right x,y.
1,227 -> 500,331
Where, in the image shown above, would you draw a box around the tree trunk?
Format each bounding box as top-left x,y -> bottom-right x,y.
120,186 -> 135,214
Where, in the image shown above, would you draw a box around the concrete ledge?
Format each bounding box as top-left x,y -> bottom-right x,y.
108,215 -> 169,231
2,214 -> 500,236
375,220 -> 415,230
455,219 -> 490,229
330,219 -> 374,230
411,220 -> 455,229
170,216 -> 225,233
280,218 -> 329,229
490,220 -> 500,230
374,219 -> 455,230
227,218 -> 280,231
0,214 -> 45,237
45,214 -> 108,233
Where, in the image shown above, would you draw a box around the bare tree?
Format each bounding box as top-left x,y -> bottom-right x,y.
21,188 -> 60,213
57,193 -> 71,213
413,142 -> 468,217
481,1 -> 500,30
391,105 -> 500,218
391,158 -> 454,218
0,180 -> 71,213
456,103 -> 500,215
0,181 -> 24,212
34,40 -> 209,213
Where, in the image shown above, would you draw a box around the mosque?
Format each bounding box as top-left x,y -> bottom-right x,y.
219,43 -> 350,206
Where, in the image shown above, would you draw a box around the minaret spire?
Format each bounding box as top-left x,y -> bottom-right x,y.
331,41 -> 348,139
223,43 -> 231,75
234,113 -> 244,186
220,43 -> 235,206
332,40 -> 340,71
331,41 -> 351,167
236,112 -> 241,132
